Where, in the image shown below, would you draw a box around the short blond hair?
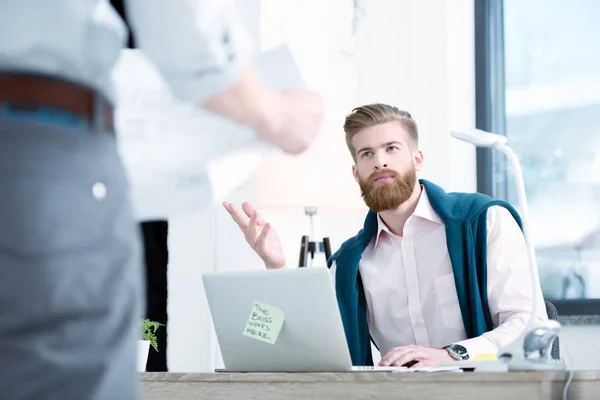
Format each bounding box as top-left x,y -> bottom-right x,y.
343,104 -> 418,162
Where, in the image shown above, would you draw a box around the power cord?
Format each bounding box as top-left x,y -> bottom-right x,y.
562,370 -> 574,400
560,331 -> 575,400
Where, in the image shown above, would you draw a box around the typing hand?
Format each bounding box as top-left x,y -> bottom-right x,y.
379,345 -> 453,369
256,89 -> 325,155
223,202 -> 286,269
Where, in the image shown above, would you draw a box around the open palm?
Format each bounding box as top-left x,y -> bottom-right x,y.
223,201 -> 286,269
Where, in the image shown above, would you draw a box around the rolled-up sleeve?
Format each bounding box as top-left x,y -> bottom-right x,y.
125,0 -> 249,103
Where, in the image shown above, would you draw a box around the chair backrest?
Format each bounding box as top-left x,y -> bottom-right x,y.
545,300 -> 561,360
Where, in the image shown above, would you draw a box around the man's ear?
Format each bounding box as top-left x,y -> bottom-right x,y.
413,150 -> 424,172
352,165 -> 360,183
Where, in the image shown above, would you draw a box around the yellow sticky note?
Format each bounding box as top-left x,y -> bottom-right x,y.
471,353 -> 498,361
242,300 -> 285,345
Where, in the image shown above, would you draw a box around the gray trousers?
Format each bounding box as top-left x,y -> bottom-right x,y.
0,108 -> 144,399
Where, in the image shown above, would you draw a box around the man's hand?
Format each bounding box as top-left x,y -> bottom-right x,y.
255,89 -> 324,155
379,345 -> 454,369
223,202 -> 286,269
203,66 -> 324,155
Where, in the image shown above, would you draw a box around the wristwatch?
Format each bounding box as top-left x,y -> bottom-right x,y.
443,344 -> 470,361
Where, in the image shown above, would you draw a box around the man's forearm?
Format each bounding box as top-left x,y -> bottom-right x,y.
201,64 -> 281,135
457,311 -> 536,358
456,334 -> 498,358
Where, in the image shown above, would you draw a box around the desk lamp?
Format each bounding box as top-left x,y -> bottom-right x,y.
450,129 -> 565,371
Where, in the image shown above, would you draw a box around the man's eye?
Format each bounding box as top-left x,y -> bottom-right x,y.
387,146 -> 398,152
361,151 -> 372,158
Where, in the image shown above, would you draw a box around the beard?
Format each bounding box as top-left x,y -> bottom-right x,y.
358,165 -> 417,212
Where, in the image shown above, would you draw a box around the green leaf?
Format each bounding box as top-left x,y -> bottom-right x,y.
141,319 -> 163,352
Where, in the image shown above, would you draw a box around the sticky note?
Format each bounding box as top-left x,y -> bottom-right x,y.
242,301 -> 285,345
471,353 -> 497,361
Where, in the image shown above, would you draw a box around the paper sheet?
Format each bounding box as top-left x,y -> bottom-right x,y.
242,301 -> 286,345
112,45 -> 306,220
352,366 -> 463,373
405,366 -> 463,373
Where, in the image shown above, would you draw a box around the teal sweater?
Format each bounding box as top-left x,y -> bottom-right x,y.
327,179 -> 522,366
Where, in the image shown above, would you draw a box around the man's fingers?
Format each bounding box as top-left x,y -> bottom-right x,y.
408,360 -> 437,369
223,202 -> 249,229
256,223 -> 272,251
380,346 -> 418,366
380,348 -> 408,366
242,201 -> 266,226
242,202 -> 257,219
380,347 -> 424,367
392,351 -> 427,367
247,210 -> 260,245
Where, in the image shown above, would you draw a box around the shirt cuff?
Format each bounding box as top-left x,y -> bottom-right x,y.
455,335 -> 498,359
162,57 -> 246,105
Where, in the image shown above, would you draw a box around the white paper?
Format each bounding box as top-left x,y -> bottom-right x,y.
352,365 -> 462,373
351,366 -> 408,372
112,45 -> 306,220
404,366 -> 463,373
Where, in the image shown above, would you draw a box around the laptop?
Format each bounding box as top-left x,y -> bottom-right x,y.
202,267 -> 407,372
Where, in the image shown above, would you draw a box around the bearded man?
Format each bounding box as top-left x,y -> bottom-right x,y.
223,103 -> 548,368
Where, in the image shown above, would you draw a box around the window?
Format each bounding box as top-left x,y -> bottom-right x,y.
476,0 -> 600,313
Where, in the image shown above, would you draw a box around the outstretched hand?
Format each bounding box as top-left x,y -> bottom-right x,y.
223,202 -> 286,269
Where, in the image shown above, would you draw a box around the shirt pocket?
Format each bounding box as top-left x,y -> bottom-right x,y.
434,273 -> 465,330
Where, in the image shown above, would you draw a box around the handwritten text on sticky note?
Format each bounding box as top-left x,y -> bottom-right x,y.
242,301 -> 285,344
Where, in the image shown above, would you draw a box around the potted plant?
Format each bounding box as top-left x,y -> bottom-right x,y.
138,319 -> 163,372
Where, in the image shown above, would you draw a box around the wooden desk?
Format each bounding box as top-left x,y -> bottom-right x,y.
141,370 -> 600,400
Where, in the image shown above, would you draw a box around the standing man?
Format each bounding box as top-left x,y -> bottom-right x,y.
0,1 -> 324,399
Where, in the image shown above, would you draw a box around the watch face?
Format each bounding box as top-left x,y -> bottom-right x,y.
451,344 -> 468,356
448,344 -> 469,360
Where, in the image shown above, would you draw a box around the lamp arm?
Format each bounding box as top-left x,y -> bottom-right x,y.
447,130 -> 564,370
493,141 -> 540,331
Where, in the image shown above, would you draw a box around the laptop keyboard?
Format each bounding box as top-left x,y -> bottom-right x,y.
351,366 -> 408,372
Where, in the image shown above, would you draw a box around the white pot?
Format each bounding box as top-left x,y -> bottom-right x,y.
137,339 -> 150,372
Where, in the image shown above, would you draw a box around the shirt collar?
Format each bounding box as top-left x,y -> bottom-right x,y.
373,186 -> 442,248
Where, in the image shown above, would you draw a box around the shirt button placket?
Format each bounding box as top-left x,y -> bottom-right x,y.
403,239 -> 430,347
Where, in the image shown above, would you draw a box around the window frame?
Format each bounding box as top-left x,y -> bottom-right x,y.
474,0 -> 600,316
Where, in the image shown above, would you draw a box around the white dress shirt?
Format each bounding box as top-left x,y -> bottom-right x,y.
0,0 -> 248,102
331,186 -> 548,358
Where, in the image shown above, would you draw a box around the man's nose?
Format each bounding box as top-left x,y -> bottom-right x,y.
374,154 -> 388,170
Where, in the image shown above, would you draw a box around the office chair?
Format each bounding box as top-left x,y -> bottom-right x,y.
544,300 -> 561,360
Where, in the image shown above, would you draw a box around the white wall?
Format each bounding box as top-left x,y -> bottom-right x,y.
351,0 -> 476,191
164,0 -> 599,372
